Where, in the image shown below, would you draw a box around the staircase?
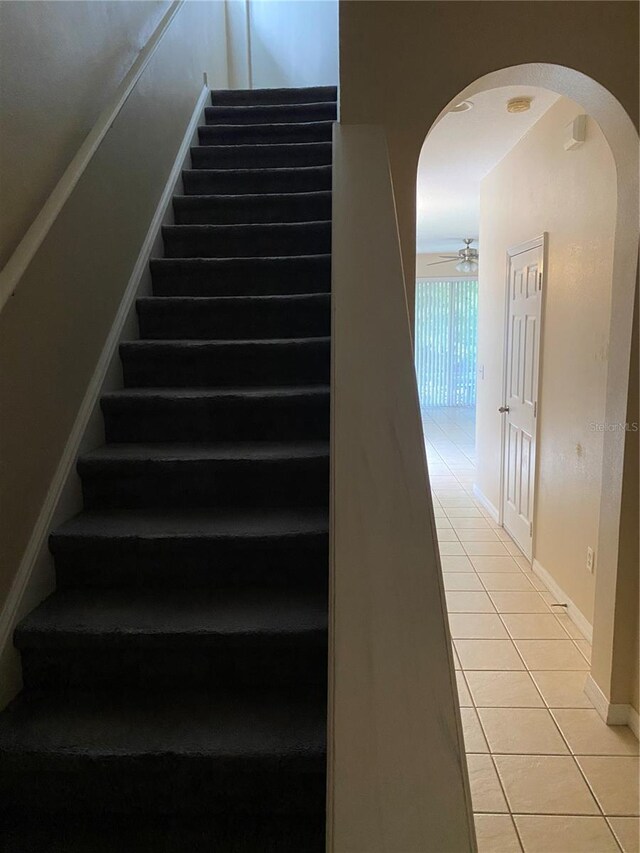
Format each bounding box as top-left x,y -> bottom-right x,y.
0,85 -> 336,852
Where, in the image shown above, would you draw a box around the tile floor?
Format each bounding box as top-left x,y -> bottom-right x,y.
422,406 -> 639,853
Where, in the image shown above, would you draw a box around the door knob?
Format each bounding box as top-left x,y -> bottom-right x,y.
498,406 -> 510,413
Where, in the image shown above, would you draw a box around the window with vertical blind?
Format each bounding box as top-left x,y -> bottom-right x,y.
414,278 -> 478,407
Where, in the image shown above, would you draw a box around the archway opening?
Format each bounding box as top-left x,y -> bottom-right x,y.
415,62 -> 638,847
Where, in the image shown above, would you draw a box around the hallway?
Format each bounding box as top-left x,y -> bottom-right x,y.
424,407 -> 639,853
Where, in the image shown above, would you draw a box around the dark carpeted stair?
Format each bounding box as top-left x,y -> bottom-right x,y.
0,84 -> 335,851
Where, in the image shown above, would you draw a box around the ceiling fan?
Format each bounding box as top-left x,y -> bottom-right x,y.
426,238 -> 479,273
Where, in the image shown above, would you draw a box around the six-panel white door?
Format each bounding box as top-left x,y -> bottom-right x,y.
501,237 -> 544,560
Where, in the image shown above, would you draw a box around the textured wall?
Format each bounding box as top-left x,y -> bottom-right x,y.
0,1 -> 171,267
478,97 -> 616,625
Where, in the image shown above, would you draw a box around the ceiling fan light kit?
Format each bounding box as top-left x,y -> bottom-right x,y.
425,238 -> 479,273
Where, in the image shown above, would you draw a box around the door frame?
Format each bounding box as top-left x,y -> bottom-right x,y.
498,233 -> 548,559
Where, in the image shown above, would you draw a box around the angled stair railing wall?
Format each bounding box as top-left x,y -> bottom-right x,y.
0,0 -> 228,706
328,124 -> 476,852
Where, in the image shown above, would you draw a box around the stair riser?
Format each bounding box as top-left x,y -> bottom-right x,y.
120,342 -> 330,388
212,85 -> 336,105
0,757 -> 325,816
54,540 -> 329,590
162,223 -> 330,259
137,298 -> 330,340
182,167 -> 332,196
80,458 -> 329,509
172,193 -> 331,225
150,257 -> 330,297
20,639 -> 327,689
190,143 -> 331,169
198,123 -> 332,145
102,396 -> 330,442
205,103 -> 336,125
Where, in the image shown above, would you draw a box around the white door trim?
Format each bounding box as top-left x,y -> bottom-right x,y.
499,233 -> 548,558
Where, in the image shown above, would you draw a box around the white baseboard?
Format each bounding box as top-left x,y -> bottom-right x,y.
532,557 -> 593,643
472,484 -> 500,523
0,83 -> 209,710
585,674 -> 640,737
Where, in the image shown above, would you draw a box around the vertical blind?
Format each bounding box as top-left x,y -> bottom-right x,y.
414,278 -> 478,407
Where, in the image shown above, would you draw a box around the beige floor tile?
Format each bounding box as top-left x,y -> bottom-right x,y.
530,671 -> 593,709
539,590 -> 560,607
446,591 -> 496,613
456,671 -> 473,707
444,573 -> 485,591
461,707 -> 489,753
552,710 -> 640,756
494,755 -> 598,814
453,518 -> 493,529
439,541 -> 465,556
514,555 -> 533,571
514,640 -> 590,671
514,815 -> 619,852
434,508 -> 447,518
524,572 -> 547,592
464,542 -> 511,556
436,519 -> 453,529
489,592 -> 550,614
608,817 -> 640,853
554,613 -> 588,640
504,541 -> 524,556
577,756 -> 639,815
474,814 -> 522,853
472,557 -> 523,573
435,528 -> 459,541
466,671 -> 544,708
495,529 -> 514,541
441,555 -> 474,572
449,614 -> 510,640
455,640 -> 525,671
479,573 -> 535,592
467,755 -> 508,812
457,529 -> 501,541
501,614 -> 569,640
439,497 -> 478,507
453,646 -> 462,670
574,639 -> 592,663
478,708 -> 568,754
445,507 -> 484,518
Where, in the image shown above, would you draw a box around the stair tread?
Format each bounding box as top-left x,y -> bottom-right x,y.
173,190 -> 331,203
16,587 -> 327,643
122,336 -> 330,348
0,686 -> 325,758
163,220 -> 330,230
52,506 -> 329,540
103,385 -> 329,402
80,441 -> 329,464
138,293 -> 330,305
182,165 -> 331,176
211,85 -> 336,105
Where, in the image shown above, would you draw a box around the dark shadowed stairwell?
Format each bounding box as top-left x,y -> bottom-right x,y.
0,85 -> 336,852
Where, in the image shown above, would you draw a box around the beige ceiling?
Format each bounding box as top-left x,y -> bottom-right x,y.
416,85 -> 560,254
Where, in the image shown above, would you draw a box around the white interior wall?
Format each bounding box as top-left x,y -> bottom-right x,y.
476,96 -> 617,626
226,0 -> 338,90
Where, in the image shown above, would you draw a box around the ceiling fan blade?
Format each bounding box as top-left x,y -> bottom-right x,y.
438,255 -> 458,259
425,259 -> 457,266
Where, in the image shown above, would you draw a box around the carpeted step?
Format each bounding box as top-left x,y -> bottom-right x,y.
1,813 -> 325,853
190,142 -> 332,170
211,85 -> 336,106
78,441 -> 329,509
120,338 -> 330,388
162,221 -> 330,258
198,122 -> 332,146
16,588 -> 327,689
181,165 -> 332,196
137,294 -> 330,340
50,506 -> 329,590
150,256 -> 331,297
0,687 -> 326,815
205,103 -> 336,125
172,191 -> 331,225
101,386 -> 330,443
